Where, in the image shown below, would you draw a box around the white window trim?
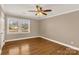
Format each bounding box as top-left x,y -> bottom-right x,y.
7,17 -> 30,34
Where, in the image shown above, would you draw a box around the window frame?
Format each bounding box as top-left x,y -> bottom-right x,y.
7,17 -> 30,34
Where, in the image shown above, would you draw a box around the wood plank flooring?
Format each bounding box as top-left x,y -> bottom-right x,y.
1,37 -> 79,55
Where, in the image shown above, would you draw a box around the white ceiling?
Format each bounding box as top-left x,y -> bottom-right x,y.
2,4 -> 79,20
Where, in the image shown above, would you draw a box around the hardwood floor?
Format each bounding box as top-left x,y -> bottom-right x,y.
1,37 -> 79,55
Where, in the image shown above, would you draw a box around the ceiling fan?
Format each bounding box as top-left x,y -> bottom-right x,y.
28,5 -> 52,16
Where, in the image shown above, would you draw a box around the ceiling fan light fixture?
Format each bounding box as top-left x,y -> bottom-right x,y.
36,12 -> 44,16
28,5 -> 52,16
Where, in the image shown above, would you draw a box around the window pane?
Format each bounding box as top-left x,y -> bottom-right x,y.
20,19 -> 29,32
9,18 -> 18,32
7,17 -> 30,33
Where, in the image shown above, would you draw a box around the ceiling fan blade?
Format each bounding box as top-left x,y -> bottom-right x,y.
35,13 -> 38,15
42,12 -> 47,15
36,5 -> 43,11
36,5 -> 39,8
36,5 -> 40,10
40,7 -> 43,11
28,10 -> 37,12
43,9 -> 52,12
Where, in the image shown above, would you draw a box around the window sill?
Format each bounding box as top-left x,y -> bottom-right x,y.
7,31 -> 30,34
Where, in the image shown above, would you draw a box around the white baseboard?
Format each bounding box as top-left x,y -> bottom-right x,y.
40,36 -> 79,51
5,36 -> 40,42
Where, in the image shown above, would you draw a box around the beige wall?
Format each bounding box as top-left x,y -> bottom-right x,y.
40,11 -> 79,48
0,9 -> 1,49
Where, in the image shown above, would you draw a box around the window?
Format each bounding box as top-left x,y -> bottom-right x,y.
20,19 -> 30,32
7,17 -> 30,34
8,18 -> 18,32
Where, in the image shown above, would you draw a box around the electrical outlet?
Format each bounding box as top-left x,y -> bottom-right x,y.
70,41 -> 74,44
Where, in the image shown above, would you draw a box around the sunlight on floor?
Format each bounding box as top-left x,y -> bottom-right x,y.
9,44 -> 30,55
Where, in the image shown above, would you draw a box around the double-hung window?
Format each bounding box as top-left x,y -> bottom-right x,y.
7,17 -> 30,34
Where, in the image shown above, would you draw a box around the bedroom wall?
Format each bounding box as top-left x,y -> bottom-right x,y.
40,10 -> 79,48
0,8 -> 6,50
0,9 -> 1,49
5,16 -> 40,40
